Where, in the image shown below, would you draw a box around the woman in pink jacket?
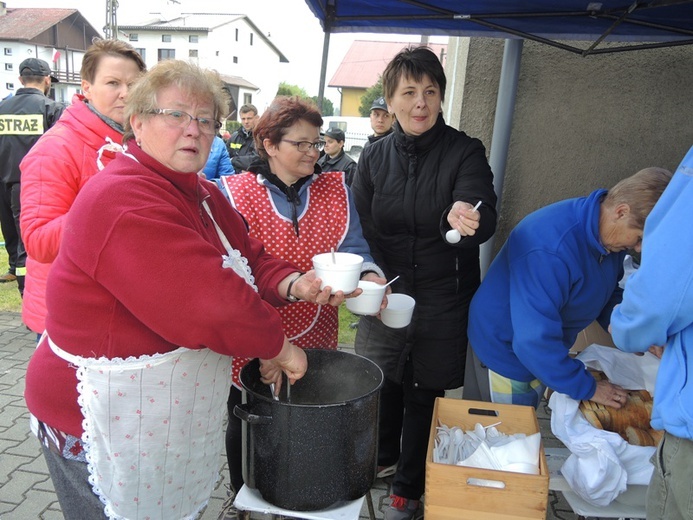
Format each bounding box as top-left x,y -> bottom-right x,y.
20,39 -> 146,336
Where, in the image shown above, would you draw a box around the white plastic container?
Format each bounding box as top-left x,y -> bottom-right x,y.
380,293 -> 415,328
312,252 -> 363,294
345,280 -> 387,315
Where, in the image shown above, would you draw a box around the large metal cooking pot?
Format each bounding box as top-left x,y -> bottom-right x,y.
235,349 -> 383,511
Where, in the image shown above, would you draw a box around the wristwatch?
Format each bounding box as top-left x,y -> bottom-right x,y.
286,272 -> 304,302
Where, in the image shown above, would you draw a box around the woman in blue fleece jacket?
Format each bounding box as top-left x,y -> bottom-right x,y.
465,167 -> 672,408
610,147 -> 693,520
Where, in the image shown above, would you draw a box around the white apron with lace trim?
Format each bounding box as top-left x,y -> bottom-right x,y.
48,199 -> 257,520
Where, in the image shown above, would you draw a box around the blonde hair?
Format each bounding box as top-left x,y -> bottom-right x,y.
604,167 -> 673,228
123,60 -> 230,142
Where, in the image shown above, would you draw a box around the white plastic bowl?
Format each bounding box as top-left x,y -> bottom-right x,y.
345,280 -> 387,315
380,293 -> 415,328
312,252 -> 363,294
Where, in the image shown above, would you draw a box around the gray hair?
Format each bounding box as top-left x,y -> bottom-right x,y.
604,167 -> 673,228
123,60 -> 229,142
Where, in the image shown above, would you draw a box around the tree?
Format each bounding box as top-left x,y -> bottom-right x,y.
310,96 -> 334,117
359,76 -> 384,117
274,82 -> 335,116
276,82 -> 309,98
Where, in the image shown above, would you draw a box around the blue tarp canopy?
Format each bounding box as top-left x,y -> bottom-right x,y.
304,0 -> 693,55
304,0 -> 693,273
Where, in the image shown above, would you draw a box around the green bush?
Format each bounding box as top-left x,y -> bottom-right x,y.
226,120 -> 241,133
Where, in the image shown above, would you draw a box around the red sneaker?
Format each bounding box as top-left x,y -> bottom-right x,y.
384,494 -> 420,520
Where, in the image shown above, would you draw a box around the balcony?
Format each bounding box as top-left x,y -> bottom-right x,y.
53,70 -> 82,84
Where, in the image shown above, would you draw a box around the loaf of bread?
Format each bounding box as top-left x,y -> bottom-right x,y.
578,371 -> 663,447
625,426 -> 654,446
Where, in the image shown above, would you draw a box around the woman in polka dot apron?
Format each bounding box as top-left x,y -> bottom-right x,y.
218,96 -> 386,496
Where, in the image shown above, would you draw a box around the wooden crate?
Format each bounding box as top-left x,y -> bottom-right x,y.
425,398 -> 549,519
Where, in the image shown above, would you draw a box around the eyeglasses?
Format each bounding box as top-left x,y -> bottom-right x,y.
149,109 -> 222,135
281,139 -> 325,153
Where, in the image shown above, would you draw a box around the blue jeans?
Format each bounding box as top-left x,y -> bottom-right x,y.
646,431 -> 693,520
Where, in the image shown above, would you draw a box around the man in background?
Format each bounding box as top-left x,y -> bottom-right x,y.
318,127 -> 357,186
0,58 -> 65,296
364,96 -> 394,150
228,103 -> 259,172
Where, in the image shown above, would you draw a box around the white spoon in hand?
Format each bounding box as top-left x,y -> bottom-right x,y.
446,200 -> 482,244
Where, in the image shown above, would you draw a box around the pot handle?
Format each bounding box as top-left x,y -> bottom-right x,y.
234,403 -> 272,424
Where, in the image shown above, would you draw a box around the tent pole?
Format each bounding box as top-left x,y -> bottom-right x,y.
480,38 -> 523,278
317,28 -> 331,113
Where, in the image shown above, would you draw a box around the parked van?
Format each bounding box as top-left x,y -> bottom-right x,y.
321,116 -> 372,159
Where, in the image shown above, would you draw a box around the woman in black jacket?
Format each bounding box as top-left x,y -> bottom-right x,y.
352,46 -> 497,520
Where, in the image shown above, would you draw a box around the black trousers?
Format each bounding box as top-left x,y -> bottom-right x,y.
0,181 -> 18,274
381,360 -> 444,501
3,182 -> 25,295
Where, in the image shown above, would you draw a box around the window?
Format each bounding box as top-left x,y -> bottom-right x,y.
5,63 -> 12,71
235,28 -> 239,41
162,34 -> 172,43
5,82 -> 14,90
189,35 -> 198,43
233,56 -> 238,64
244,93 -> 252,105
135,48 -> 146,62
129,33 -> 139,41
3,48 -> 11,56
189,49 -> 198,58
158,49 -> 175,61
250,33 -> 254,45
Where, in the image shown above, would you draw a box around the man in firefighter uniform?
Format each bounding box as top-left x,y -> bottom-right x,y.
0,58 -> 65,295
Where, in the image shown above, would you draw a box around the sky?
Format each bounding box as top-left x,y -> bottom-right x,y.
16,0 -> 446,108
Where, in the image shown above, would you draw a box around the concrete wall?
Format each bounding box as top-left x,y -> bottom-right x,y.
446,38 -> 693,256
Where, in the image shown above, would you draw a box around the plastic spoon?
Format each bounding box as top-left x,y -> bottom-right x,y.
446,200 -> 482,244
331,247 -> 336,264
383,275 -> 400,288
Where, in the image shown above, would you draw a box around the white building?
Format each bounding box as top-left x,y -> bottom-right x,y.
0,3 -> 100,102
118,13 -> 289,120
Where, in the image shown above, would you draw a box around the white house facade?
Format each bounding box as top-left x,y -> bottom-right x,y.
0,5 -> 100,102
118,13 -> 288,120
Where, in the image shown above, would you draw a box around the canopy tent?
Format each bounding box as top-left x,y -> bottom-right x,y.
304,0 -> 693,55
303,0 -> 693,273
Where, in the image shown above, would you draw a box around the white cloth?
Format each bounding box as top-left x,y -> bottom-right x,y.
49,337 -> 232,520
434,422 -> 541,475
549,344 -> 659,506
44,196 -> 256,519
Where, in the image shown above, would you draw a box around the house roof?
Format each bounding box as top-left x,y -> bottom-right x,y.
219,74 -> 259,90
0,8 -> 96,40
120,13 -> 288,63
328,40 -> 447,89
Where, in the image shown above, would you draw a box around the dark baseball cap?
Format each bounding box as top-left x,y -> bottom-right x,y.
19,58 -> 59,83
370,97 -> 388,112
325,127 -> 345,141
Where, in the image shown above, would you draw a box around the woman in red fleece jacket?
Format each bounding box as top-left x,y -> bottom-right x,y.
24,60 -> 347,520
